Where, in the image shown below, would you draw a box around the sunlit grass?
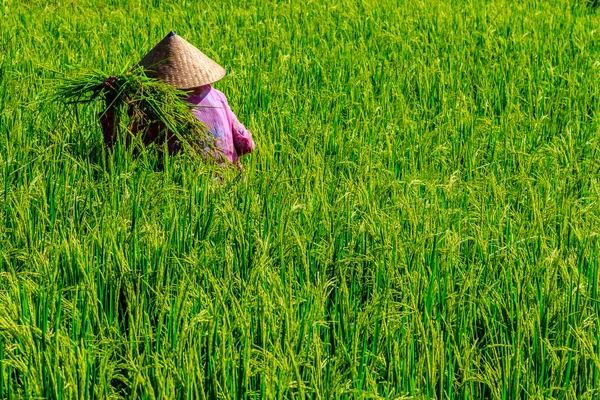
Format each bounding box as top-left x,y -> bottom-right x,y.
1,0 -> 600,398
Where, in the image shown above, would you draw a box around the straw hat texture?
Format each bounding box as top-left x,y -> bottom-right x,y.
138,32 -> 226,89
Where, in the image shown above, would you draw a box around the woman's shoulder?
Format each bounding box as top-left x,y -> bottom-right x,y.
209,87 -> 229,104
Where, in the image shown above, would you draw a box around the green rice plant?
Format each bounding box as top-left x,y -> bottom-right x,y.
1,0 -> 600,398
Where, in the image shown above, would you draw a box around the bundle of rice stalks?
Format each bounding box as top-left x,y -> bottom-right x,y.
53,67 -> 214,155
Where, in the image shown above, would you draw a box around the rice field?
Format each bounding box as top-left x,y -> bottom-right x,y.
2,0 -> 600,398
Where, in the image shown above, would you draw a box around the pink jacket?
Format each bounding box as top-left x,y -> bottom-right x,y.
186,85 -> 255,164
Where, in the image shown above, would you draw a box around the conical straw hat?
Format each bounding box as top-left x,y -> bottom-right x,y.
138,32 -> 226,89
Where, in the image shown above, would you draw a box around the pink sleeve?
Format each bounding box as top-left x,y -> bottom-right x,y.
225,102 -> 255,156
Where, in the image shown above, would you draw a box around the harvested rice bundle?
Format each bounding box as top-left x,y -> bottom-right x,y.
54,66 -> 214,155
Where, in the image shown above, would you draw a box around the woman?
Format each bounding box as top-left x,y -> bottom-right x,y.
100,32 -> 255,167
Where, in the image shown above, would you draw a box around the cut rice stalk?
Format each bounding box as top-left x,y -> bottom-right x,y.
52,67 -> 216,157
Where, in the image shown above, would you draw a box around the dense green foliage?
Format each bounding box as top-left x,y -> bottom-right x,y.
2,0 -> 600,398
